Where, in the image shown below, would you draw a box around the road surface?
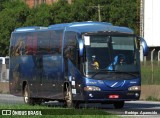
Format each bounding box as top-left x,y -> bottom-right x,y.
0,94 -> 160,117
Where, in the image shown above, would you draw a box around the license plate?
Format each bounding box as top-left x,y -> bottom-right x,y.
109,95 -> 119,99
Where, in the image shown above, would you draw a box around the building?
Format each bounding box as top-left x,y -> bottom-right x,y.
0,57 -> 9,82
140,0 -> 160,61
24,0 -> 72,8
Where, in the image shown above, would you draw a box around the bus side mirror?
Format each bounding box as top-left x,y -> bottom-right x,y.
140,37 -> 149,56
78,39 -> 84,56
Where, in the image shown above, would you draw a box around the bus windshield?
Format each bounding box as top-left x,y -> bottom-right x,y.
83,35 -> 139,76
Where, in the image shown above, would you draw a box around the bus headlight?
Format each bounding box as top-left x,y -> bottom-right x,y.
128,86 -> 141,91
84,86 -> 101,91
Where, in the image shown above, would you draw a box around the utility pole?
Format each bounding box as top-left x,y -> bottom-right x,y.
140,0 -> 144,37
90,4 -> 103,22
140,0 -> 145,62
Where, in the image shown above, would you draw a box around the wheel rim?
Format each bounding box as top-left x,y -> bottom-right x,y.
24,88 -> 29,103
65,87 -> 72,107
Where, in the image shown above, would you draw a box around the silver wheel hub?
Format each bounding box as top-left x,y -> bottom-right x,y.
24,91 -> 28,103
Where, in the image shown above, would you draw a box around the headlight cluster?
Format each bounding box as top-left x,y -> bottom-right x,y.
84,86 -> 101,91
128,86 -> 141,91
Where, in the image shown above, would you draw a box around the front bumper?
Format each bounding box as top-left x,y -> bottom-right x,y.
83,90 -> 140,103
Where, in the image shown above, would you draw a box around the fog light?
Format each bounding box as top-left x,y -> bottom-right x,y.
128,86 -> 141,91
89,94 -> 93,97
84,86 -> 101,91
135,93 -> 139,97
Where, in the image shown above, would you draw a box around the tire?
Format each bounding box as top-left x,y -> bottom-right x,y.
33,98 -> 42,105
23,84 -> 34,105
114,101 -> 124,109
64,84 -> 79,108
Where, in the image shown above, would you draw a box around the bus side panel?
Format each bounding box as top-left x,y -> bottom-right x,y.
41,55 -> 64,100
19,56 -> 37,97
9,56 -> 37,97
9,56 -> 21,96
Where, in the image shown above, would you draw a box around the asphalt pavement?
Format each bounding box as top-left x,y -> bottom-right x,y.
0,94 -> 160,117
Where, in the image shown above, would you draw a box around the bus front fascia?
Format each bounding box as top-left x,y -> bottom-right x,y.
70,33 -> 148,102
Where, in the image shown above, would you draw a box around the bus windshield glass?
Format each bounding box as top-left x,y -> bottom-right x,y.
83,34 -> 139,76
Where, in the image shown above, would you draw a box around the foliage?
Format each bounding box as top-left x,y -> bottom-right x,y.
146,96 -> 160,101
50,0 -> 71,23
24,4 -> 51,26
0,104 -> 120,118
0,0 -> 8,11
108,0 -> 140,34
70,0 -> 89,21
0,0 -> 29,56
0,0 -> 140,56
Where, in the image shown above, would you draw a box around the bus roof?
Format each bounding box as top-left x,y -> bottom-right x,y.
13,21 -> 134,34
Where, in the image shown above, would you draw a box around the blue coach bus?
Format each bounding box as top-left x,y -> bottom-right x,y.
9,21 -> 148,108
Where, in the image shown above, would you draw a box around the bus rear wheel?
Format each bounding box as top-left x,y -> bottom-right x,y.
113,101 -> 124,109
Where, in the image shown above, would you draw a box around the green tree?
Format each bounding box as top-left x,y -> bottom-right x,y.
0,0 -> 29,55
0,0 -> 8,11
83,0 -> 111,22
108,0 -> 140,34
50,0 -> 72,24
0,0 -> 140,56
71,0 -> 139,34
24,4 -> 51,26
70,0 -> 90,21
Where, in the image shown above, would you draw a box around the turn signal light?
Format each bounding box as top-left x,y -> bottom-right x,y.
84,86 -> 101,91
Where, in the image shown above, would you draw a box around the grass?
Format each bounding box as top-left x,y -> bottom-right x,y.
0,116 -> 120,118
0,104 -> 120,118
146,96 -> 160,101
141,61 -> 160,85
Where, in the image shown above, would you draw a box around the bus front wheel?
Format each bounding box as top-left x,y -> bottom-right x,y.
64,85 -> 79,108
113,101 -> 124,109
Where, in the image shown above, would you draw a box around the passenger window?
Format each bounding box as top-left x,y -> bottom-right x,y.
50,30 -> 63,54
11,34 -> 26,56
64,31 -> 77,64
26,33 -> 37,55
37,31 -> 50,54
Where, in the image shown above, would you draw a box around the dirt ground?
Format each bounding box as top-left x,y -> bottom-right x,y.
140,85 -> 160,100
0,82 -> 9,94
0,82 -> 160,100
